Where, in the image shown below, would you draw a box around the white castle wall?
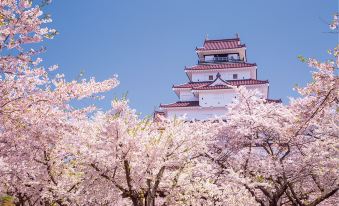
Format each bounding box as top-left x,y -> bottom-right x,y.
199,90 -> 235,107
179,90 -> 198,101
177,84 -> 268,106
166,107 -> 228,120
198,85 -> 268,108
191,67 -> 256,82
249,85 -> 268,99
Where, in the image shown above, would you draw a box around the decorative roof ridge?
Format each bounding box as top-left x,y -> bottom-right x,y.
192,73 -> 231,90
204,37 -> 240,42
208,73 -> 229,85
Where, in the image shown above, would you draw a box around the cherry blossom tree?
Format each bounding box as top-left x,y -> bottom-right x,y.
209,48 -> 338,205
0,1 -> 248,205
66,99 -> 258,206
68,100 -> 211,205
0,1 -> 118,205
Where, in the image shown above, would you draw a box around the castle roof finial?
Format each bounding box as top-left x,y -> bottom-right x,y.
236,33 -> 239,39
205,33 -> 209,41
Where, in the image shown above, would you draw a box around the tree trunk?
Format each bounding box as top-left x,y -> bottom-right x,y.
131,196 -> 144,206
145,194 -> 155,206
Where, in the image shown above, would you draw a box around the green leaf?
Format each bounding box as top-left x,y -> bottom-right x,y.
297,55 -> 306,63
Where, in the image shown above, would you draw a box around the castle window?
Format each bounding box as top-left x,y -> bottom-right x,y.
228,53 -> 240,61
209,75 -> 213,80
233,74 -> 238,79
204,55 -> 214,62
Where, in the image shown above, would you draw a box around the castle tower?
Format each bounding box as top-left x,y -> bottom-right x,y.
155,36 -> 281,121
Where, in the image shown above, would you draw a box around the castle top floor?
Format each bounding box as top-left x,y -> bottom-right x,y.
196,37 -> 247,63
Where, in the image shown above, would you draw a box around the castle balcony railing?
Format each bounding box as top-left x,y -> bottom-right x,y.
198,57 -> 244,64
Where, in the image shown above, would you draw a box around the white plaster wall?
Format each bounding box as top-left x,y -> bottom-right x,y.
198,84 -> 268,107
179,90 -> 198,101
191,68 -> 255,82
199,90 -> 236,107
166,107 -> 228,120
250,68 -> 256,79
248,85 -> 268,99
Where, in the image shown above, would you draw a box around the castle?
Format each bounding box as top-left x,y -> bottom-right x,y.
155,36 -> 280,121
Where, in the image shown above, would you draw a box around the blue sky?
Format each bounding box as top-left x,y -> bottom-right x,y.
42,0 -> 338,116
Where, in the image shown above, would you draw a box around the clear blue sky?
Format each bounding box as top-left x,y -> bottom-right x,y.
42,0 -> 338,116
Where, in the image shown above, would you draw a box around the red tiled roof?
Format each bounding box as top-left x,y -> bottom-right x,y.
173,81 -> 210,89
185,62 -> 256,71
159,99 -> 280,109
160,101 -> 200,108
227,79 -> 268,86
196,38 -> 245,51
193,85 -> 232,90
173,79 -> 268,89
